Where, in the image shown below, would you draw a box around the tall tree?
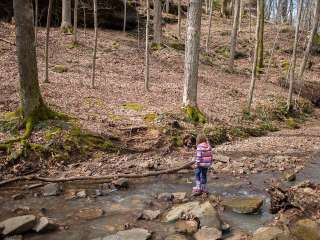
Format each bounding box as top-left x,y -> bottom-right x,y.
13,0 -> 48,123
123,0 -> 127,32
183,0 -> 203,106
153,0 -> 162,44
257,0 -> 264,69
287,0 -> 303,110
229,0 -> 241,71
44,0 -> 53,83
145,0 -> 150,91
178,0 -> 182,38
61,0 -> 72,31
298,0 -> 320,82
166,0 -> 170,13
34,0 -> 38,45
73,0 -> 79,44
205,0 -> 214,52
247,0 -> 262,111
91,0 -> 98,88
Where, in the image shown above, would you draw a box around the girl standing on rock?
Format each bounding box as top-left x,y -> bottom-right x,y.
192,134 -> 213,195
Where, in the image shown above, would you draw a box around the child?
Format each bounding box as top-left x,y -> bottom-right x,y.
192,134 -> 213,195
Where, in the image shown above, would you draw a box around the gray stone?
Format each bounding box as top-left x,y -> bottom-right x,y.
76,208 -> 104,220
76,190 -> 87,198
291,218 -> 320,240
42,183 -> 63,196
175,220 -> 198,234
252,227 -> 290,240
165,234 -> 188,240
141,210 -> 161,220
194,227 -> 222,240
164,201 -> 221,229
172,192 -> 187,203
101,228 -> 151,240
284,172 -> 296,182
1,215 -> 36,235
222,196 -> 263,214
112,178 -> 129,189
158,193 -> 174,201
32,217 -> 58,233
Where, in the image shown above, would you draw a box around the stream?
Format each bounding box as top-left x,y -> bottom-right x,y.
1,152 -> 319,240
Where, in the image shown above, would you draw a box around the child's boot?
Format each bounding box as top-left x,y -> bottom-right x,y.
201,184 -> 209,194
192,181 -> 201,196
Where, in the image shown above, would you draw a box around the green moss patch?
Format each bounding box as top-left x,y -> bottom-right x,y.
183,106 -> 207,124
53,65 -> 68,73
144,112 -> 158,123
122,103 -> 144,111
204,125 -> 228,146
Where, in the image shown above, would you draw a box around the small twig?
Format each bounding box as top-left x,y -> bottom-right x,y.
0,38 -> 15,46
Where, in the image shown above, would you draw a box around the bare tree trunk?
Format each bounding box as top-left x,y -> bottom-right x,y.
13,0 -> 46,119
249,8 -> 252,42
257,0 -> 264,69
178,0 -> 182,38
91,0 -> 98,88
229,0 -> 240,71
73,0 -> 79,44
205,0 -> 209,14
289,0 -> 293,25
145,0 -> 150,91
123,0 -> 127,32
183,0 -> 203,107
137,3 -> 140,47
153,0 -> 162,44
298,0 -> 320,82
34,0 -> 38,45
61,0 -> 72,31
166,0 -> 170,12
44,0 -> 53,83
82,1 -> 86,36
287,0 -> 303,110
205,0 -> 213,52
238,0 -> 244,32
247,0 -> 262,111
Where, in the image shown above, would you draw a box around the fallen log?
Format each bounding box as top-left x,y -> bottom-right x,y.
0,160 -> 194,187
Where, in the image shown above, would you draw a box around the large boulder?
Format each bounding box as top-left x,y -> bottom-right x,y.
32,217 -> 59,233
1,215 -> 36,235
252,227 -> 290,240
291,219 -> 320,240
194,227 -> 222,240
164,201 -> 221,229
98,228 -> 151,240
140,210 -> 161,220
221,196 -> 263,214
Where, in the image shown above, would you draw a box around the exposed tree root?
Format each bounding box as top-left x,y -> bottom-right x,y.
0,160 -> 194,187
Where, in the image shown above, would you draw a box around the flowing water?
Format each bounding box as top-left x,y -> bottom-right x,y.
1,152 -> 319,240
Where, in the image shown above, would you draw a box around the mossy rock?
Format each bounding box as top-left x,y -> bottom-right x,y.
170,135 -> 184,147
168,41 -> 185,51
112,41 -> 120,50
292,219 -> 320,240
204,126 -> 228,145
144,112 -> 158,123
285,118 -> 299,129
66,42 -> 80,49
183,106 -> 207,124
151,42 -> 163,51
122,103 -> 144,111
53,65 -> 68,73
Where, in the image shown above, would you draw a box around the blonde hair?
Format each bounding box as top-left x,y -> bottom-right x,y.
196,134 -> 207,145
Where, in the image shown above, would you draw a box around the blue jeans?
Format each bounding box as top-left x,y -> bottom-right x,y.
195,167 -> 208,185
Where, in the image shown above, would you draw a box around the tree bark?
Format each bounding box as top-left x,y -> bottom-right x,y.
44,0 -> 53,83
61,0 -> 72,31
123,0 -> 127,32
298,0 -> 319,83
145,0 -> 150,91
73,0 -> 79,44
257,0 -> 264,69
229,0 -> 240,71
287,0 -> 303,110
178,0 -> 181,38
82,1 -> 86,36
183,0 -> 203,107
91,0 -> 98,88
153,0 -> 162,44
247,0 -> 261,111
13,0 -> 46,120
205,0 -> 213,52
34,0 -> 38,45
166,0 -> 170,13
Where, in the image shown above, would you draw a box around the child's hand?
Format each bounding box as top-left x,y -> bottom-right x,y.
192,163 -> 197,169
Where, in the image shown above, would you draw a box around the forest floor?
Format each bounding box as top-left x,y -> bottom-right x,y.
0,10 -> 320,181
